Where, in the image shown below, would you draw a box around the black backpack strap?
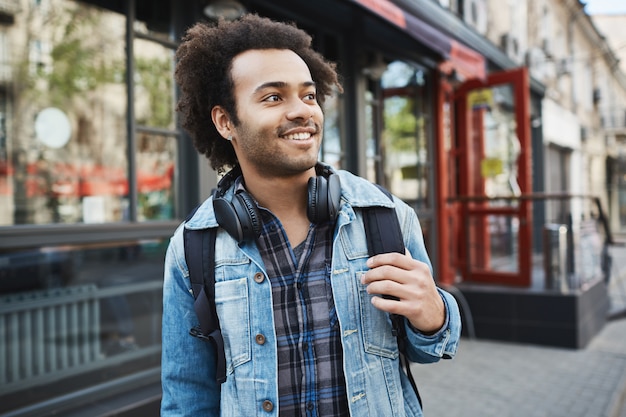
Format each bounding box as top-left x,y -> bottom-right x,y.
362,184 -> 422,408
184,226 -> 227,384
363,185 -> 405,256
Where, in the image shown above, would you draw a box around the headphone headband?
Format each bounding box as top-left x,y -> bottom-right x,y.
214,165 -> 243,199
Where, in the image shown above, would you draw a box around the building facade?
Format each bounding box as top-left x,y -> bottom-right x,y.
482,0 -> 626,234
591,12 -> 626,233
0,0 -> 624,415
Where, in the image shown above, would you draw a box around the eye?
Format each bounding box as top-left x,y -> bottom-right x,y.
303,92 -> 316,101
263,94 -> 281,102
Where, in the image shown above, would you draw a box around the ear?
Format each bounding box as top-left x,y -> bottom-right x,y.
211,105 -> 232,140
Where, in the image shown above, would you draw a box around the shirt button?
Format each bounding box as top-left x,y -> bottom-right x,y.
303,342 -> 308,351
307,402 -> 314,411
255,334 -> 266,345
262,400 -> 274,412
254,272 -> 265,283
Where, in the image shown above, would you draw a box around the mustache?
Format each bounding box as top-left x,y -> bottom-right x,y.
277,119 -> 320,136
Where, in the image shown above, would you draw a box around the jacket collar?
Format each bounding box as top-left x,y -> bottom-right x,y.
185,164 -> 395,230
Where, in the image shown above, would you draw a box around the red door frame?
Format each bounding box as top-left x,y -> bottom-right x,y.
434,75 -> 458,286
436,67 -> 532,287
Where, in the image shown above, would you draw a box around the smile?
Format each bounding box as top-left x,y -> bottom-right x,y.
283,132 -> 312,141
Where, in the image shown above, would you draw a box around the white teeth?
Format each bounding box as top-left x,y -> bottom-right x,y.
284,132 -> 311,141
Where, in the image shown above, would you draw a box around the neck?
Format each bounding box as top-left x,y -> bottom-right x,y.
240,165 -> 317,246
245,166 -> 314,209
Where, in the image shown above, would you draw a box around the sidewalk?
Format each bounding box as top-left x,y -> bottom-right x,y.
414,244 -> 626,417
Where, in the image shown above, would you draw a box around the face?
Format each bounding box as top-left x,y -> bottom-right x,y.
226,49 -> 324,177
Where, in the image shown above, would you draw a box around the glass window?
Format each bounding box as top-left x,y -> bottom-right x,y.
364,88 -> 379,183
0,239 -> 165,413
133,15 -> 178,223
0,1 -> 128,226
0,0 -> 180,226
133,38 -> 176,131
365,59 -> 435,256
0,0 -> 180,414
380,61 -> 431,210
463,80 -> 525,275
321,92 -> 342,169
136,131 -> 176,221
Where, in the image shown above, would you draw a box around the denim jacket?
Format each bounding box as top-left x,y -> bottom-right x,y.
161,169 -> 461,417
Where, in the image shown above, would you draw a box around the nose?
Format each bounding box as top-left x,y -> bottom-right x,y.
286,97 -> 315,121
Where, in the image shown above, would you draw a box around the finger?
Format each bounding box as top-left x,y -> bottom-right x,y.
365,278 -> 403,298
370,294 -> 402,312
366,251 -> 417,270
361,264 -> 412,285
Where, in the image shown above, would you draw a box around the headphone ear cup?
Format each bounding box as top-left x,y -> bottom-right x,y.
232,191 -> 263,241
307,173 -> 342,223
326,173 -> 341,221
307,176 -> 323,223
213,190 -> 262,243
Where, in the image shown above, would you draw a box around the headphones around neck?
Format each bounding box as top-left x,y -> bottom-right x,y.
212,163 -> 342,243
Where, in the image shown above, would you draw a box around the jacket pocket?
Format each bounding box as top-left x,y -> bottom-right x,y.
356,271 -> 399,359
215,277 -> 251,373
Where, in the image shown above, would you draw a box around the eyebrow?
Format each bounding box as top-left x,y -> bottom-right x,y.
254,80 -> 316,94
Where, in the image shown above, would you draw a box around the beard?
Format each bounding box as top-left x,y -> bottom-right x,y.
234,119 -> 323,178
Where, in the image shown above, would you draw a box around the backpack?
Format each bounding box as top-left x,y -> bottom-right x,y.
183,185 -> 422,406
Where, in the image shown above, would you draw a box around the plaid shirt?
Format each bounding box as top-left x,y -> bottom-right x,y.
256,209 -> 350,417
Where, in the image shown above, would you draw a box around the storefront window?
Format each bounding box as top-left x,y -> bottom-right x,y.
0,0 -> 180,226
0,1 -> 128,226
364,88 -> 378,183
133,16 -> 177,222
362,59 -> 435,254
0,0 -> 179,414
133,38 -> 175,131
0,239 -> 165,413
380,61 -> 431,209
321,92 -> 342,169
136,132 -> 176,221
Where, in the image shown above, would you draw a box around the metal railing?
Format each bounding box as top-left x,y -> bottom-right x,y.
450,193 -> 616,291
0,285 -> 101,389
0,280 -> 162,396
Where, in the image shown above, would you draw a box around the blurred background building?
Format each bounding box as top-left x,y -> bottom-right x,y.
0,0 -> 624,415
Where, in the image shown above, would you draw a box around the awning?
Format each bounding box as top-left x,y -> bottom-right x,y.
349,0 -> 486,81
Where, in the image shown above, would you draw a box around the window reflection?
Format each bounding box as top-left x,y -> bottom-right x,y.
0,240 -> 165,412
381,61 -> 431,209
0,0 -> 179,227
364,59 -> 435,257
478,84 -> 521,203
133,38 -> 176,130
0,1 -> 129,226
321,91 -> 342,169
136,132 -> 176,221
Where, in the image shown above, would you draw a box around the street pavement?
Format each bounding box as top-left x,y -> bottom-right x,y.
414,243 -> 626,417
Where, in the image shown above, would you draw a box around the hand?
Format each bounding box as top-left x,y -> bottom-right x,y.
361,250 -> 446,334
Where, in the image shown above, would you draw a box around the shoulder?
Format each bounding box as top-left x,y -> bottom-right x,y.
183,196 -> 219,230
335,170 -> 394,208
335,170 -> 413,216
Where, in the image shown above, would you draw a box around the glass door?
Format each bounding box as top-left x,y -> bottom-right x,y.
451,67 -> 532,286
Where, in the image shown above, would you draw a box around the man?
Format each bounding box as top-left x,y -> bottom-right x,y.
161,14 -> 461,417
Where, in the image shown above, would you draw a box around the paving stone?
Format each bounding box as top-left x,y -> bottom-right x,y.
413,261 -> 626,417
